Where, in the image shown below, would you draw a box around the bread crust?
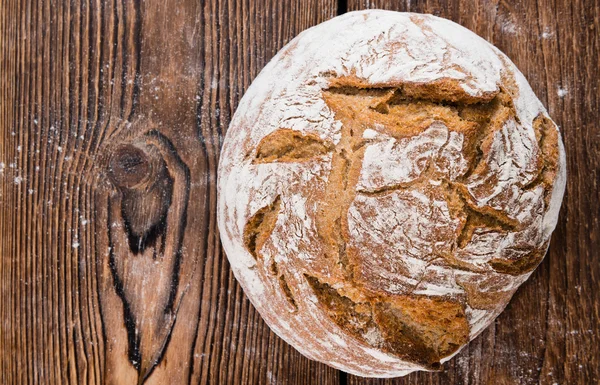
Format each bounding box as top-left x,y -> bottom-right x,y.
217,10 -> 566,377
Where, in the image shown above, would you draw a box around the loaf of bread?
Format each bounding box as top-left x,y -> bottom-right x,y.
217,10 -> 566,377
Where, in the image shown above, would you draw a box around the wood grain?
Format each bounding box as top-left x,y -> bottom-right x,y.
0,0 -> 338,384
1,0 -> 598,384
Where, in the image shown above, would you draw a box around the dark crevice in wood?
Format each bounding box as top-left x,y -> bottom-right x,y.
119,0 -> 142,121
339,371 -> 348,385
92,197 -> 110,383
145,130 -> 191,315
107,196 -> 142,371
337,0 -> 348,16
103,130 -> 191,379
186,33 -> 212,378
337,0 -> 348,15
120,0 -> 129,117
109,144 -> 173,256
121,197 -> 170,255
129,0 -> 142,123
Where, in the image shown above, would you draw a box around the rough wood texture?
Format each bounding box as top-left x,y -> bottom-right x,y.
0,0 -> 338,384
0,0 -> 598,384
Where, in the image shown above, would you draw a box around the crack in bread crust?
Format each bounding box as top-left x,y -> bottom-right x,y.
254,129 -> 332,163
219,10 -> 567,378
239,80 -> 561,368
243,196 -> 281,260
527,114 -> 560,204
306,82 -> 499,366
305,274 -> 468,369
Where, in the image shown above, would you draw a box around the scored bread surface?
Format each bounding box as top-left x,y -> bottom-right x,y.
217,10 -> 566,377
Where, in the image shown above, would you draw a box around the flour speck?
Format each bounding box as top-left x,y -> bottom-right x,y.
541,29 -> 554,39
502,20 -> 518,35
557,86 -> 568,98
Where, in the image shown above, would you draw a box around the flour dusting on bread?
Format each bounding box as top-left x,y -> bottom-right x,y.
218,10 -> 566,377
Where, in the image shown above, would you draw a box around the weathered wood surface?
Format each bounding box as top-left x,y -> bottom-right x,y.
0,0 -> 598,384
0,0 -> 338,384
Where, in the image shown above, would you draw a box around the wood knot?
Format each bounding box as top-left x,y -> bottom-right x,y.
108,145 -> 152,189
106,141 -> 173,251
102,130 -> 193,378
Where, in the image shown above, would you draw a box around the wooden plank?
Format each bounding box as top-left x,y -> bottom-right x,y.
344,1 -> 600,384
0,0 -> 339,384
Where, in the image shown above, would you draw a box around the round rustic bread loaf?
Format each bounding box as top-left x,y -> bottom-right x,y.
217,10 -> 566,377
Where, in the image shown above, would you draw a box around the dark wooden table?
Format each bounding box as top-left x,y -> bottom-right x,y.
1,0 -> 598,384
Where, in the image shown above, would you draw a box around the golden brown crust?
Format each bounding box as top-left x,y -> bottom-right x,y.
327,75 -> 499,104
373,297 -> 468,367
243,196 -> 281,260
242,79 -> 562,367
532,114 -> 561,205
489,243 -> 550,276
218,10 -> 567,377
306,275 -> 469,369
254,129 -> 333,163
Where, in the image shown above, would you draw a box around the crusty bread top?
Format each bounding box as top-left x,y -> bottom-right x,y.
217,10 -> 566,377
